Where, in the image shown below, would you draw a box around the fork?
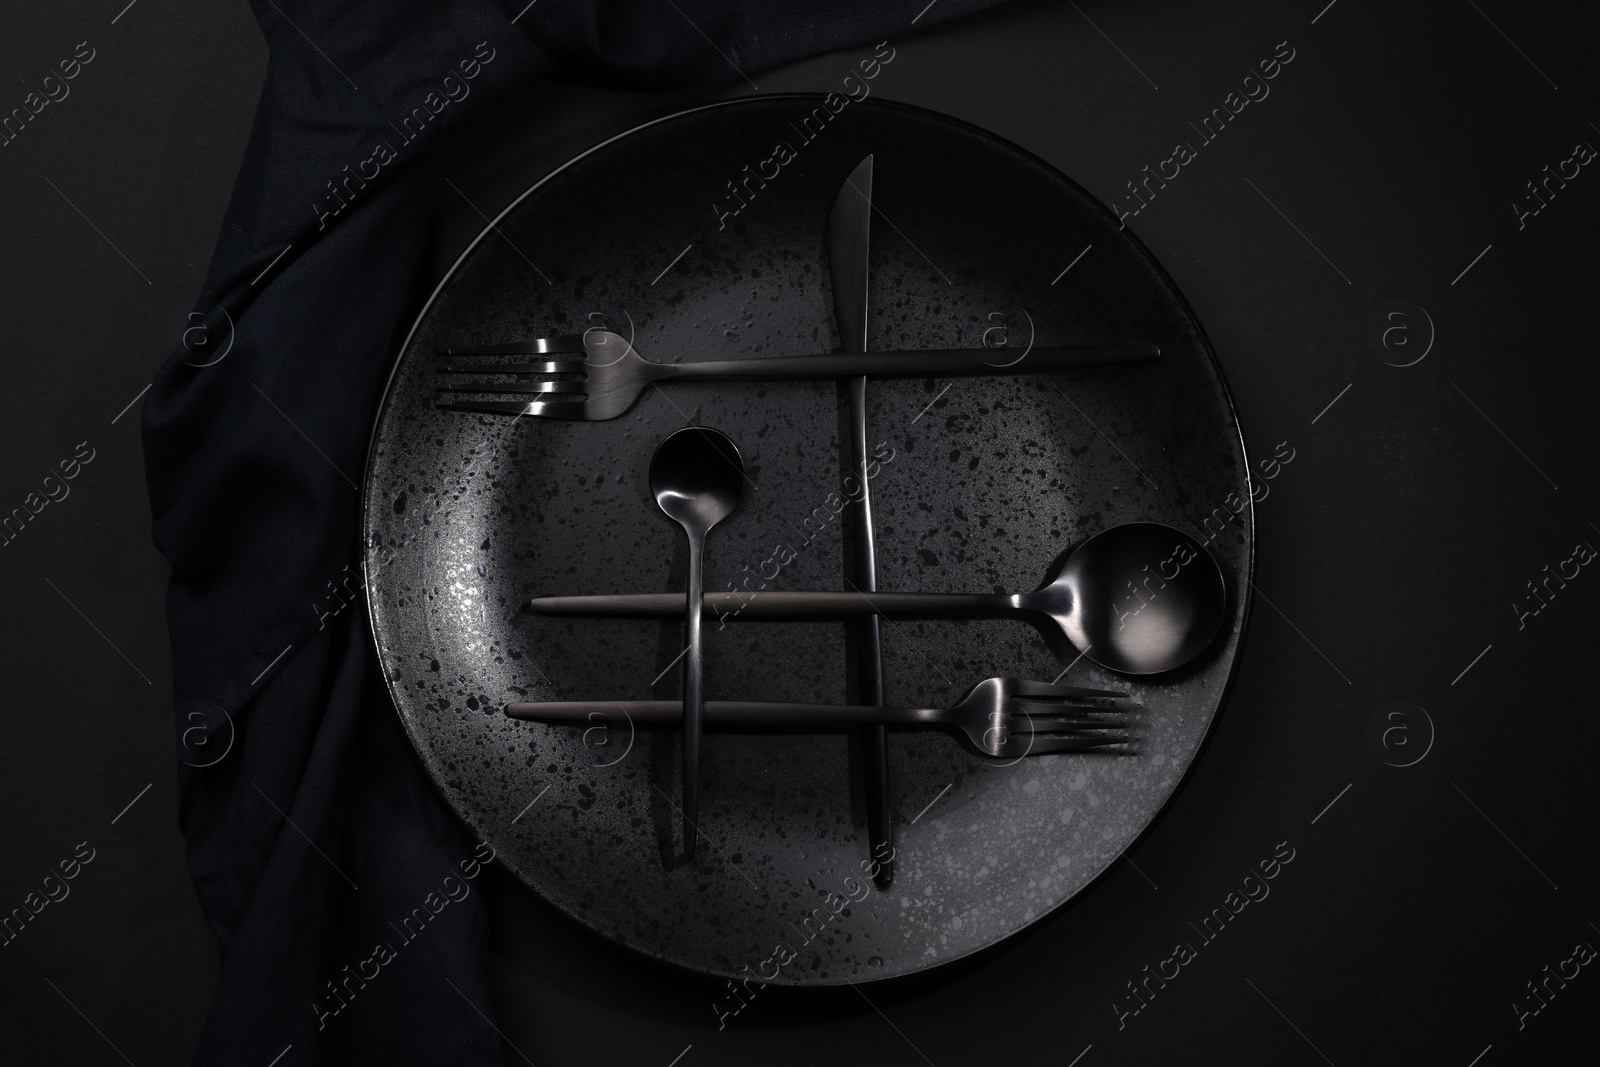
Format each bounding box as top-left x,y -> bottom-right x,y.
504,676 -> 1133,759
435,330 -> 1160,421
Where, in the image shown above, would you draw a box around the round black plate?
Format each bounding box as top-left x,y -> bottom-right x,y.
363,95 -> 1253,985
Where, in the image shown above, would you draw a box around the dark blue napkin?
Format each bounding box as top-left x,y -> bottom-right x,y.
142,1 -> 1005,1061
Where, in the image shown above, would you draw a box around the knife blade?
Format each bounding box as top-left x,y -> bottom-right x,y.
829,154 -> 894,888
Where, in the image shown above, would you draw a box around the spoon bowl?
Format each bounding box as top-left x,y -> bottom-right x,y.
1032,522 -> 1226,675
649,427 -> 744,532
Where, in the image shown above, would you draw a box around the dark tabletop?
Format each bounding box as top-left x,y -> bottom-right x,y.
2,0 -> 1596,1063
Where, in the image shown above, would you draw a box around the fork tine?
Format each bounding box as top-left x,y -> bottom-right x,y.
1005,678 -> 1128,701
433,399 -> 588,420
1011,716 -> 1130,735
1018,735 -> 1133,755
436,380 -> 586,396
437,359 -> 586,375
444,335 -> 588,356
1010,699 -> 1130,719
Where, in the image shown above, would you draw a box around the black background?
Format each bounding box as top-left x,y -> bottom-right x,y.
3,0 -> 1597,1063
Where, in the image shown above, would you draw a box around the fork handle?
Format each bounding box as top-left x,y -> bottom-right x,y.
531,590 -> 1021,618
505,699 -> 944,728
660,345 -> 1158,381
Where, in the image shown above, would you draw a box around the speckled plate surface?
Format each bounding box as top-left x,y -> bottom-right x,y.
362,95 -> 1253,985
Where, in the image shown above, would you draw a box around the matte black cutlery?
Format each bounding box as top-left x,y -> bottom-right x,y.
505,677 -> 1133,760
434,330 -> 1159,421
531,522 -> 1226,675
429,154 -> 1209,879
830,154 -> 894,886
648,427 -> 744,860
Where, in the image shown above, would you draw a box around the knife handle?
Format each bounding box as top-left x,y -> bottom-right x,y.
846,372 -> 894,889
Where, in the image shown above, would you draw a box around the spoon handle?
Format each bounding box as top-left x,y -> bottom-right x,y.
682,533 -> 706,860
505,699 -> 946,728
532,590 -> 1021,618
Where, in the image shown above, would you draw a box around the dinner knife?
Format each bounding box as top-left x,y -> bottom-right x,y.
831,155 -> 894,888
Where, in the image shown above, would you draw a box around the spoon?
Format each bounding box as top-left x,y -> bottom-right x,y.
649,426 -> 744,859
532,522 -> 1225,675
